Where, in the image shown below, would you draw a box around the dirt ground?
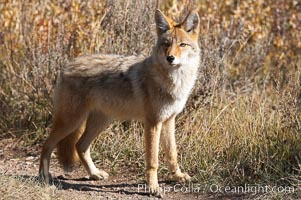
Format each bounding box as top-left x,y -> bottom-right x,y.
0,138 -> 251,200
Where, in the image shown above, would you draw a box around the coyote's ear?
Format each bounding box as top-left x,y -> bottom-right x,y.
155,9 -> 171,35
182,11 -> 200,35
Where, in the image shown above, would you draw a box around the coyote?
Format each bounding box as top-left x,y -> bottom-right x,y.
39,9 -> 200,196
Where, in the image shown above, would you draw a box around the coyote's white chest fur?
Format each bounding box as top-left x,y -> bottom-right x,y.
153,57 -> 200,121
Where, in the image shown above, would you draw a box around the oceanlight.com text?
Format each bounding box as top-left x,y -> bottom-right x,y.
137,183 -> 295,195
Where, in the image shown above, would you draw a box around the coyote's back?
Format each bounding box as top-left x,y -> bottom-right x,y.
55,54 -> 146,121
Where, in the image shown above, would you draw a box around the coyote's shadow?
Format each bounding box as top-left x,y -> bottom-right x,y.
55,175 -> 151,196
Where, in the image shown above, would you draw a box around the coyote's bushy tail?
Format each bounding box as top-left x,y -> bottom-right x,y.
56,122 -> 86,171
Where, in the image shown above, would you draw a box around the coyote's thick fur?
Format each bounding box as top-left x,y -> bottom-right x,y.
39,9 -> 200,196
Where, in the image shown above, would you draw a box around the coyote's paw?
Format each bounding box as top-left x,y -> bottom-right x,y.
90,169 -> 109,180
169,172 -> 191,183
148,183 -> 163,198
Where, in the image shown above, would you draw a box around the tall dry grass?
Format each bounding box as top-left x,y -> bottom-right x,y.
1,0 -> 301,195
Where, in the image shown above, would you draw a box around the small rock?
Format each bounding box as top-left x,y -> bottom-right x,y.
25,156 -> 35,161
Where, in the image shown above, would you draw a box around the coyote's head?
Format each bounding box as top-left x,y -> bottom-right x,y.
154,10 -> 200,69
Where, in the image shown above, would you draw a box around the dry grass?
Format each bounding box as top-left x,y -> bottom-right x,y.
0,174 -> 63,200
1,0 -> 301,198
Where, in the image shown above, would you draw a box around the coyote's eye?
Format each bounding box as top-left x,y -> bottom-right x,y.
179,43 -> 188,47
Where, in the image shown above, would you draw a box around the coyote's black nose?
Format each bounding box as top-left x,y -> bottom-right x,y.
166,55 -> 175,63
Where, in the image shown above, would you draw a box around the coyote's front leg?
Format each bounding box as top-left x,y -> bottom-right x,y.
161,115 -> 191,183
144,120 -> 162,197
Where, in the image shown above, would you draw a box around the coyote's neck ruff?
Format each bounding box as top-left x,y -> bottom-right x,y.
150,42 -> 200,99
40,9 -> 200,197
